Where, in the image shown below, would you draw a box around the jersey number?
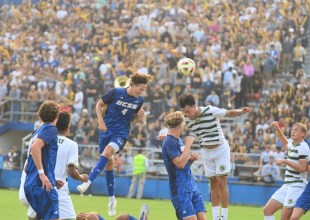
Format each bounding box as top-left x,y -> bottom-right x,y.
121,109 -> 128,115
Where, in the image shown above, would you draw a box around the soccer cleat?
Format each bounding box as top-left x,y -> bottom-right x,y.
139,204 -> 149,220
108,200 -> 117,216
77,182 -> 89,193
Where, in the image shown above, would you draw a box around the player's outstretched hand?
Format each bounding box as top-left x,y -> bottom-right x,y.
39,173 -> 52,192
189,153 -> 200,163
137,108 -> 145,117
56,180 -> 64,189
270,121 -> 279,128
185,136 -> 195,148
157,134 -> 167,141
242,107 -> 250,113
80,174 -> 89,182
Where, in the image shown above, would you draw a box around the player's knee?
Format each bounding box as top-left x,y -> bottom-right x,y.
263,205 -> 273,215
105,163 -> 114,170
210,177 -> 217,185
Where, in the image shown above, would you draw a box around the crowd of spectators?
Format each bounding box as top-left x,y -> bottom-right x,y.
0,0 -> 310,177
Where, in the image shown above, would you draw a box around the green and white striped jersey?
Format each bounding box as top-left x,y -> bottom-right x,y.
284,141 -> 309,187
185,106 -> 227,147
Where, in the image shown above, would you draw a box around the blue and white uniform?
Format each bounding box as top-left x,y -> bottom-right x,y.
24,123 -> 59,219
162,135 -> 206,219
99,88 -> 143,153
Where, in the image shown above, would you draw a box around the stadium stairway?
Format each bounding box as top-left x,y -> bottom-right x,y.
305,21 -> 310,77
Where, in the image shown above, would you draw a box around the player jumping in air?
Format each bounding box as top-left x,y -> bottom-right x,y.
77,73 -> 152,216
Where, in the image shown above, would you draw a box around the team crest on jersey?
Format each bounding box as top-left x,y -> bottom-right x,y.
220,165 -> 225,172
287,199 -> 293,205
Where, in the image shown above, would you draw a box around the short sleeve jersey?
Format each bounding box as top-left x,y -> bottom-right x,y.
185,106 -> 227,146
285,141 -> 310,187
25,123 -> 58,187
54,135 -> 79,191
101,88 -> 143,138
162,135 -> 197,196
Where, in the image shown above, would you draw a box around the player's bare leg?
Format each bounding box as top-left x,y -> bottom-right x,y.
196,211 -> 207,220
263,199 -> 282,220
210,177 -> 221,220
281,207 -> 293,220
218,175 -> 229,220
290,208 -> 305,220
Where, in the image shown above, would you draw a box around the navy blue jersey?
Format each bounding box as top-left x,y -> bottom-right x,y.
162,135 -> 197,196
101,88 -> 143,138
25,123 -> 58,187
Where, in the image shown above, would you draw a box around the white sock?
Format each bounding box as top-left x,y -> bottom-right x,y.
84,180 -> 91,187
212,206 -> 220,220
264,216 -> 274,220
109,196 -> 116,203
221,208 -> 228,219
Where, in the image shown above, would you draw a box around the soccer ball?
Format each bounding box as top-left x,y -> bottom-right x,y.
177,58 -> 196,76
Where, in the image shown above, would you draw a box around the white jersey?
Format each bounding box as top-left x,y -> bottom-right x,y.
186,106 -> 227,146
55,135 -> 79,191
284,141 -> 309,187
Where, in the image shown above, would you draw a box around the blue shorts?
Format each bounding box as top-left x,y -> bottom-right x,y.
24,185 -> 59,219
295,184 -> 310,212
98,131 -> 126,154
171,190 -> 206,219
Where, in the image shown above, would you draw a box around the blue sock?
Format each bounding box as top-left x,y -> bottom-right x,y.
105,170 -> 115,196
128,215 -> 138,220
89,156 -> 108,182
98,214 -> 105,220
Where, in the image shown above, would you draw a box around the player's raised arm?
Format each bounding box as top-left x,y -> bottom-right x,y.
270,121 -> 288,152
226,107 -> 250,117
96,99 -> 107,132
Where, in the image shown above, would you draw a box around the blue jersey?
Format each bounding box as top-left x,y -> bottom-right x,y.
162,135 -> 198,196
25,123 -> 58,187
101,88 -> 143,138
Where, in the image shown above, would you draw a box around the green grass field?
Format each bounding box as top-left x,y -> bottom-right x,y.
0,189 -> 285,219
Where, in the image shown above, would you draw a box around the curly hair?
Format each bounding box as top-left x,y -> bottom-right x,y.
164,111 -> 184,128
37,101 -> 59,123
130,72 -> 152,85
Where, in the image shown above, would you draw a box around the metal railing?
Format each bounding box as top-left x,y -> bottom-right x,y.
0,98 -> 40,123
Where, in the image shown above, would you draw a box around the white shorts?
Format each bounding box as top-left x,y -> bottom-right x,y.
201,140 -> 230,177
19,181 -> 37,218
271,184 -> 306,207
57,187 -> 76,219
